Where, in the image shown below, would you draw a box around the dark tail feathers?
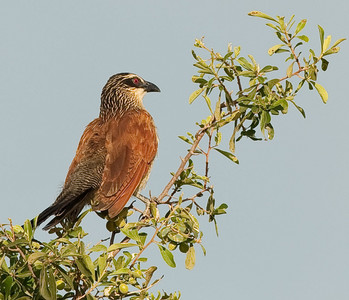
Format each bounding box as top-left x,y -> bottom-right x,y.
36,189 -> 91,230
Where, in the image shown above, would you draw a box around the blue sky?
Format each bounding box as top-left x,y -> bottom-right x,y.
0,1 -> 348,299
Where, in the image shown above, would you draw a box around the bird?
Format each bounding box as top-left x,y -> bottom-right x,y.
36,73 -> 160,230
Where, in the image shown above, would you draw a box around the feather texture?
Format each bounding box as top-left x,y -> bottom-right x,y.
36,73 -> 159,230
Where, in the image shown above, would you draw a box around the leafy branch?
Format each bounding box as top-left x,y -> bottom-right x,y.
0,11 -> 344,300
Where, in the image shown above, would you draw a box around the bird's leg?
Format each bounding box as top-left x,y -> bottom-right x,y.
110,231 -> 117,245
109,226 -> 121,246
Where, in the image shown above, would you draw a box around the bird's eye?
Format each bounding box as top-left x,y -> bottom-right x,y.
132,77 -> 140,85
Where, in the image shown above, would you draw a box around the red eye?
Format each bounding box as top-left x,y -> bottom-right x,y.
132,77 -> 140,85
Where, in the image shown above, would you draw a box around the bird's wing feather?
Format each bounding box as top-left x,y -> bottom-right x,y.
37,118 -> 106,228
95,110 -> 157,218
65,118 -> 105,183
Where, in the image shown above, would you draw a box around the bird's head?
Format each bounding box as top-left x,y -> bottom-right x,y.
100,73 -> 160,118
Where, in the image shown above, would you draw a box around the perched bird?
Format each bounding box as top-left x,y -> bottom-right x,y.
37,73 -> 160,230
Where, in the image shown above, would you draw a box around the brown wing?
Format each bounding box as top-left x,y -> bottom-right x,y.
65,118 -> 105,183
37,118 -> 106,229
94,110 -> 158,218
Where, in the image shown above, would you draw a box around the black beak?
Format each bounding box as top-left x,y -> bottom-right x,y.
144,81 -> 161,93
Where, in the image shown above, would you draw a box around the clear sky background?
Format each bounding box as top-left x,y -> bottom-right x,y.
0,1 -> 348,299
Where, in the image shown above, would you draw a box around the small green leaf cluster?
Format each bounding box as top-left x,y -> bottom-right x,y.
0,216 -> 179,299
189,12 -> 344,156
172,159 -> 209,190
169,155 -> 229,234
157,204 -> 202,270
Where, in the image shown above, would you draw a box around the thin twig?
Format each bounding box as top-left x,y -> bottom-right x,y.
129,226 -> 160,268
279,67 -> 307,82
157,124 -> 210,202
285,30 -> 302,69
5,220 -> 38,282
135,193 -> 151,204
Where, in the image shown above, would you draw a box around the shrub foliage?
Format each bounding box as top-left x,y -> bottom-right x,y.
0,12 -> 344,299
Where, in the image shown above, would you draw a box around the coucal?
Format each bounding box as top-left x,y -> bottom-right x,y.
36,73 -> 160,230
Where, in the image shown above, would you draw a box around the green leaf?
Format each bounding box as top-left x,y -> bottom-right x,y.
185,246 -> 196,270
295,19 -> 307,35
234,46 -> 241,57
189,88 -> 204,104
107,243 -> 138,252
144,266 -> 157,287
60,243 -> 77,257
223,51 -> 234,61
57,267 -> 74,290
214,97 -> 221,121
331,38 -> 346,48
193,60 -> 210,70
260,65 -> 278,73
214,148 -> 239,164
2,276 -> 13,298
275,48 -> 289,54
191,50 -> 199,60
323,35 -> 332,52
178,135 -> 193,145
265,123 -> 274,140
238,70 -> 255,77
12,225 -> 24,233
270,99 -> 288,114
40,268 -> 51,300
48,268 -> 57,300
260,110 -> 271,136
23,219 -> 33,241
192,76 -> 207,84
113,256 -> 125,270
267,78 -> 280,89
265,23 -> 279,30
75,259 -> 93,280
321,58 -> 329,71
167,232 -> 186,243
229,133 -> 236,154
313,82 -> 328,103
323,47 -> 341,56
89,244 -> 107,252
0,255 -> 9,273
200,244 -> 207,256
248,54 -> 257,67
215,131 -> 222,146
318,25 -> 324,51
296,35 -> 309,42
6,239 -> 29,247
28,252 -> 46,264
109,268 -> 131,275
97,255 -> 107,274
120,228 -> 141,243
286,62 -> 294,77
290,100 -> 306,118
287,15 -> 295,30
268,44 -> 284,56
248,11 -> 277,22
214,203 -> 228,215
203,95 -> 213,114
237,57 -> 254,71
158,245 -> 176,268
83,255 -> 95,281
